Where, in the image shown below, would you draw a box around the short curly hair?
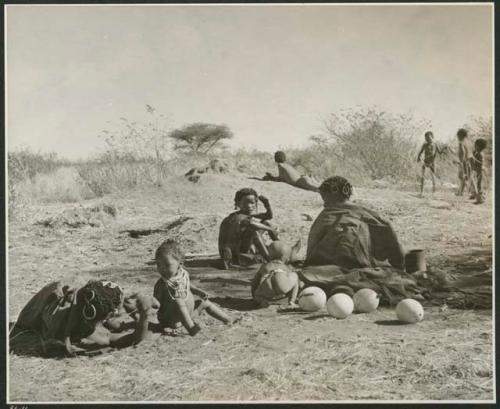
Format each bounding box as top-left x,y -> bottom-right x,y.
319,176 -> 353,201
77,280 -> 124,322
155,239 -> 185,263
474,138 -> 487,152
274,151 -> 286,163
457,128 -> 468,140
424,131 -> 434,139
234,187 -> 258,208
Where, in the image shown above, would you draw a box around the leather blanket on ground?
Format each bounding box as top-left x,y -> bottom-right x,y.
302,203 -> 492,308
10,281 -> 95,356
299,265 -> 424,306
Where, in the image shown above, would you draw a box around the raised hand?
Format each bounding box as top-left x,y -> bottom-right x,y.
258,195 -> 270,206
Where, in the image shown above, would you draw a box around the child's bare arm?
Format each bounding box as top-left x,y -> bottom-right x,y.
248,219 -> 276,232
417,144 -> 425,161
190,284 -> 209,300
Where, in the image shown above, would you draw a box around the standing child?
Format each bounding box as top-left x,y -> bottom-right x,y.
251,241 -> 302,308
455,128 -> 473,196
417,131 -> 443,195
154,239 -> 232,336
218,188 -> 279,269
469,138 -> 488,204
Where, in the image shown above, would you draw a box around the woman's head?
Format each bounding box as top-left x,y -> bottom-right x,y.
155,239 -> 184,280
319,176 -> 353,205
77,280 -> 124,322
234,187 -> 259,215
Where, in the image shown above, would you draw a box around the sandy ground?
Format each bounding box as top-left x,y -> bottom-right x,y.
7,173 -> 494,402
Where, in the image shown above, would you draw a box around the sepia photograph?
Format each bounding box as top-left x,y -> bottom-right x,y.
5,2 -> 495,404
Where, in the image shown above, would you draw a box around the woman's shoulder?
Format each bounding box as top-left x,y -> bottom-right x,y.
323,202 -> 383,222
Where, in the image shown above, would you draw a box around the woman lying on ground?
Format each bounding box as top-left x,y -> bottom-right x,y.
10,280 -> 158,357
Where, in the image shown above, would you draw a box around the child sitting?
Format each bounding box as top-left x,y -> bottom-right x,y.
469,138 -> 487,204
10,280 -> 157,356
154,239 -> 232,336
218,188 -> 279,269
251,241 -> 302,308
264,150 -> 320,192
417,131 -> 444,195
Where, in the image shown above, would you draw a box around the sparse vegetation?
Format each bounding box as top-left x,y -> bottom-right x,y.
7,108 -> 492,216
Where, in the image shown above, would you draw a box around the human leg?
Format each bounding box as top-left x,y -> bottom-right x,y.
429,166 -> 436,193
199,300 -> 232,324
420,166 -> 426,195
295,176 -> 320,192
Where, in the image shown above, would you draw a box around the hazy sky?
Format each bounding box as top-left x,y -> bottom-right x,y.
6,4 -> 493,159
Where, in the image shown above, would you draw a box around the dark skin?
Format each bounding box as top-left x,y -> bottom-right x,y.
417,134 -> 443,195
63,293 -> 157,355
219,194 -> 278,269
156,252 -> 231,335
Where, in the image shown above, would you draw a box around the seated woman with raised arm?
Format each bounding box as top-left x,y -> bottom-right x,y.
218,188 -> 279,269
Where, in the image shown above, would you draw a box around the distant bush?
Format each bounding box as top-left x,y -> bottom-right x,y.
168,122 -> 234,155
8,149 -> 69,182
15,167 -> 96,204
76,156 -> 161,197
8,149 -> 72,219
98,105 -> 171,186
323,108 -> 429,183
10,106 -> 486,215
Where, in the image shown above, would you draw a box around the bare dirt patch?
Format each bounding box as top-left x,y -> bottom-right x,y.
8,174 -> 493,402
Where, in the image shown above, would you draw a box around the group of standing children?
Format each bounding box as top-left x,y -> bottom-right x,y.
417,128 -> 488,204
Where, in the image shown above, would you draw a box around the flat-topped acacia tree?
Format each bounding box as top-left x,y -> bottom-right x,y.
168,123 -> 234,155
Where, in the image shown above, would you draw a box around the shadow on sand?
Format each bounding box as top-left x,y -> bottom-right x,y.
374,320 -> 409,326
209,297 -> 258,311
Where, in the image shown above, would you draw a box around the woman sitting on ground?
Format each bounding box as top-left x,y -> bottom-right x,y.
299,176 -> 421,302
218,188 -> 279,269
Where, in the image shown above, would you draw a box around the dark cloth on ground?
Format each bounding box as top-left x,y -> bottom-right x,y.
299,265 -> 424,305
305,202 -> 405,269
10,280 -> 137,357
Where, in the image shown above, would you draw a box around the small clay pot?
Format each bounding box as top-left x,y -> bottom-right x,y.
405,249 -> 427,273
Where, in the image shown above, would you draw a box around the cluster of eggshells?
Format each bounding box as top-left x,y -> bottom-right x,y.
297,286 -> 424,323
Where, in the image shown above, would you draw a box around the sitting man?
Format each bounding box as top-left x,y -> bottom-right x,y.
263,151 -> 320,192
